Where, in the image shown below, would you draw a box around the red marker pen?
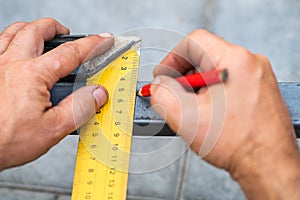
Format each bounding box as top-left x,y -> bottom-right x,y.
137,68 -> 228,97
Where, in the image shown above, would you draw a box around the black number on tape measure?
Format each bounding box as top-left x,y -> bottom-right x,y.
116,110 -> 122,114
88,168 -> 94,173
108,194 -> 114,200
122,55 -> 128,60
115,121 -> 121,126
92,133 -> 98,137
87,181 -> 93,185
118,88 -> 125,92
117,99 -> 124,103
110,168 -> 116,175
111,155 -> 117,163
120,77 -> 125,81
112,144 -> 118,151
108,180 -> 115,187
114,133 -> 120,137
93,121 -> 99,125
121,66 -> 127,70
90,144 -> 97,149
85,193 -> 91,200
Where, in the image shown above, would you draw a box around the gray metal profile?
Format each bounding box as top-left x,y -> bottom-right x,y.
50,81 -> 300,138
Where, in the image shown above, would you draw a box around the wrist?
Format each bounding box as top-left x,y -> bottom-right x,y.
230,142 -> 300,200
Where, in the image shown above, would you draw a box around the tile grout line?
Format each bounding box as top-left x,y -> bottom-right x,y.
0,181 -> 71,196
175,149 -> 190,200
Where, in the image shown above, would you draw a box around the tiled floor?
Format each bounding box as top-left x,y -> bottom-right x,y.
0,0 -> 299,199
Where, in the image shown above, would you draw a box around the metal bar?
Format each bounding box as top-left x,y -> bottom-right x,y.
50,81 -> 300,138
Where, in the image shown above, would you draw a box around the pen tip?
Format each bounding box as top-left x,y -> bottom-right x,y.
220,69 -> 228,82
136,89 -> 143,97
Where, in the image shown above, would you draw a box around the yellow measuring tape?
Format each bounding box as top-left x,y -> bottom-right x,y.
72,47 -> 139,200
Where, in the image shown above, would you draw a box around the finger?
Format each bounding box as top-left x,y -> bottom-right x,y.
153,49 -> 195,77
45,85 -> 108,141
4,18 -> 69,60
153,30 -> 233,77
150,75 -> 201,144
0,22 -> 28,55
36,33 -> 114,89
150,75 -> 226,155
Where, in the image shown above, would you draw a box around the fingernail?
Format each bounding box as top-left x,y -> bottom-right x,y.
151,76 -> 161,94
93,87 -> 108,108
98,32 -> 113,38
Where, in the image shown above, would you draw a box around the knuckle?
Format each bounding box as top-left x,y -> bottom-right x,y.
255,53 -> 271,67
64,42 -> 81,55
21,23 -> 39,35
10,21 -> 28,28
0,22 -> 27,40
189,29 -> 210,38
62,42 -> 82,63
4,21 -> 28,32
232,47 -> 274,79
232,45 -> 252,59
0,32 -> 14,41
230,45 -> 255,67
24,18 -> 59,34
36,17 -> 59,25
255,53 -> 274,77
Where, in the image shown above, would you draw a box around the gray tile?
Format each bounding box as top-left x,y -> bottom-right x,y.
0,136 -> 78,189
0,188 -> 55,200
0,0 -> 206,34
210,0 -> 300,81
128,137 -> 187,199
181,151 -> 245,200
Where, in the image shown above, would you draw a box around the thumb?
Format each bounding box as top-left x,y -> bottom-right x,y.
150,75 -> 198,134
150,75 -> 202,149
46,85 -> 108,139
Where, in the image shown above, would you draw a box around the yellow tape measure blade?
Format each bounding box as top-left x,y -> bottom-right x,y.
72,47 -> 140,200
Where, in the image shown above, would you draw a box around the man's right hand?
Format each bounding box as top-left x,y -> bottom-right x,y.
151,30 -> 300,199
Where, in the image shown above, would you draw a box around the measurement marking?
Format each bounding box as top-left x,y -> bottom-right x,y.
72,48 -> 139,200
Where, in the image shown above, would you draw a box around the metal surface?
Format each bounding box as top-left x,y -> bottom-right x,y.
279,82 -> 300,137
81,35 -> 141,78
50,81 -> 300,138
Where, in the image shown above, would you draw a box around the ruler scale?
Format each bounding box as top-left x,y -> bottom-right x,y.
71,39 -> 140,200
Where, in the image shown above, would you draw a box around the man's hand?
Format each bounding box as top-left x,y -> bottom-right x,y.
151,30 -> 300,199
0,18 -> 113,170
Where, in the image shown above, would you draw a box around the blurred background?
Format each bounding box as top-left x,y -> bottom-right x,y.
0,0 -> 299,199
